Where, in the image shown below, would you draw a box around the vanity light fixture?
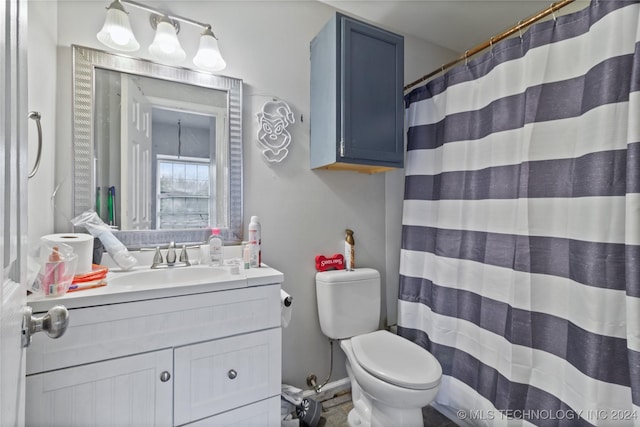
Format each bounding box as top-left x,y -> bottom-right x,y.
148,15 -> 186,63
193,27 -> 227,72
97,0 -> 226,72
97,0 -> 140,52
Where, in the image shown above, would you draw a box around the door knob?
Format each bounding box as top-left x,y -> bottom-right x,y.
22,305 -> 69,348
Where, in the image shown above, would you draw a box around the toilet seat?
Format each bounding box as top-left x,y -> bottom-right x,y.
350,330 -> 442,390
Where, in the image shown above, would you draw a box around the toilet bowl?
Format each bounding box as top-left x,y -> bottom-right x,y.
315,269 -> 443,427
341,330 -> 441,427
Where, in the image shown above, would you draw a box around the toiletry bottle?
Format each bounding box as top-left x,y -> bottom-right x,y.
45,246 -> 62,296
345,229 -> 355,271
248,216 -> 261,267
242,241 -> 251,269
249,242 -> 259,268
208,227 -> 224,266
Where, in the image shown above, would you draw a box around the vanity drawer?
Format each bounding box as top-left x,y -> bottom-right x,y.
182,396 -> 280,426
173,328 -> 281,426
27,284 -> 281,375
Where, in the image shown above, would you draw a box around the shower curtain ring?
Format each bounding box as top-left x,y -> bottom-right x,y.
464,50 -> 470,66
489,37 -> 495,56
518,21 -> 524,41
551,3 -> 557,21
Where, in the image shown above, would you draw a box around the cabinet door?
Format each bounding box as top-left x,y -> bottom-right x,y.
342,17 -> 404,166
174,328 -> 281,426
26,349 -> 173,427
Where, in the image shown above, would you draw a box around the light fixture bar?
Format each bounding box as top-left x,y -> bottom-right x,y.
120,0 -> 211,33
98,0 -> 226,71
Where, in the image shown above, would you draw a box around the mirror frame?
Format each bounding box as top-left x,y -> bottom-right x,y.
72,45 -> 243,247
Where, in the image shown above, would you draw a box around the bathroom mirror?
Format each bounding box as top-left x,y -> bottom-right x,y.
72,45 -> 243,247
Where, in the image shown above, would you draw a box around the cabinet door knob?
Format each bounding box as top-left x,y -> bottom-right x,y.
227,369 -> 237,380
160,371 -> 171,382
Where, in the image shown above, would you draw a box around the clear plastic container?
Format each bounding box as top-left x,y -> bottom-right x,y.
35,243 -> 78,297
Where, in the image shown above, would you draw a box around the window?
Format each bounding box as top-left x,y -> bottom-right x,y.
157,156 -> 213,229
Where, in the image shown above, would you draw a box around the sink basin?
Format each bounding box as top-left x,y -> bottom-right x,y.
109,265 -> 238,288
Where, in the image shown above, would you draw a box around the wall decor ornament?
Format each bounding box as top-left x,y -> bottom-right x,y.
256,100 -> 295,163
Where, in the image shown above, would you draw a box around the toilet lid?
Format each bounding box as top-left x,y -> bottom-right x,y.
350,330 -> 442,390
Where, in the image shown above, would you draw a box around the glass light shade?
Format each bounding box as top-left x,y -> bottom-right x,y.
149,20 -> 186,63
193,32 -> 227,72
97,4 -> 140,52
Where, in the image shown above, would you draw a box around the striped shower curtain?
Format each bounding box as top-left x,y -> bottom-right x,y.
399,2 -> 640,426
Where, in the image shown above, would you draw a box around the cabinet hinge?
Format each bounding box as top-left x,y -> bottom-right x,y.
339,140 -> 345,157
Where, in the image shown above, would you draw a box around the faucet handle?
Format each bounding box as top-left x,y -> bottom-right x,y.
152,247 -> 163,268
179,245 -> 191,266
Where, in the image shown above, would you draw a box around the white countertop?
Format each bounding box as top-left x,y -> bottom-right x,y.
28,262 -> 284,313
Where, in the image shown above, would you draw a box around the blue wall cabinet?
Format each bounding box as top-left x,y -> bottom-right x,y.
310,13 -> 404,173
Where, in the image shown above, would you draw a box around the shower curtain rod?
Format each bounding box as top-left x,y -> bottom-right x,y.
404,0 -> 575,92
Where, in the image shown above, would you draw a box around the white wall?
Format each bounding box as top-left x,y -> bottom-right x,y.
27,1 -> 58,251
28,0 -> 455,390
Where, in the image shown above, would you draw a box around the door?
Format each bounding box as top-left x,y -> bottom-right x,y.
1,0 -> 28,425
120,75 -> 152,230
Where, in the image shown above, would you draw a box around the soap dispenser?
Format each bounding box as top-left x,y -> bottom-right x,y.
208,227 -> 224,266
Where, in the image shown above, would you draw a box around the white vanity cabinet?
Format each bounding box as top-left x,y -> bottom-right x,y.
25,268 -> 283,426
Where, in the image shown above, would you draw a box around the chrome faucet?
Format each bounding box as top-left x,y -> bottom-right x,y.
150,242 -> 191,269
166,241 -> 177,266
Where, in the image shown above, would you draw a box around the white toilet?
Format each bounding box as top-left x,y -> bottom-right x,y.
316,268 -> 442,427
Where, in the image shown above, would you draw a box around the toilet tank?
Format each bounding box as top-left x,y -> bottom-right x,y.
315,268 -> 380,339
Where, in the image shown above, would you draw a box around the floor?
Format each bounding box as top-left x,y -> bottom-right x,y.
318,391 -> 459,427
